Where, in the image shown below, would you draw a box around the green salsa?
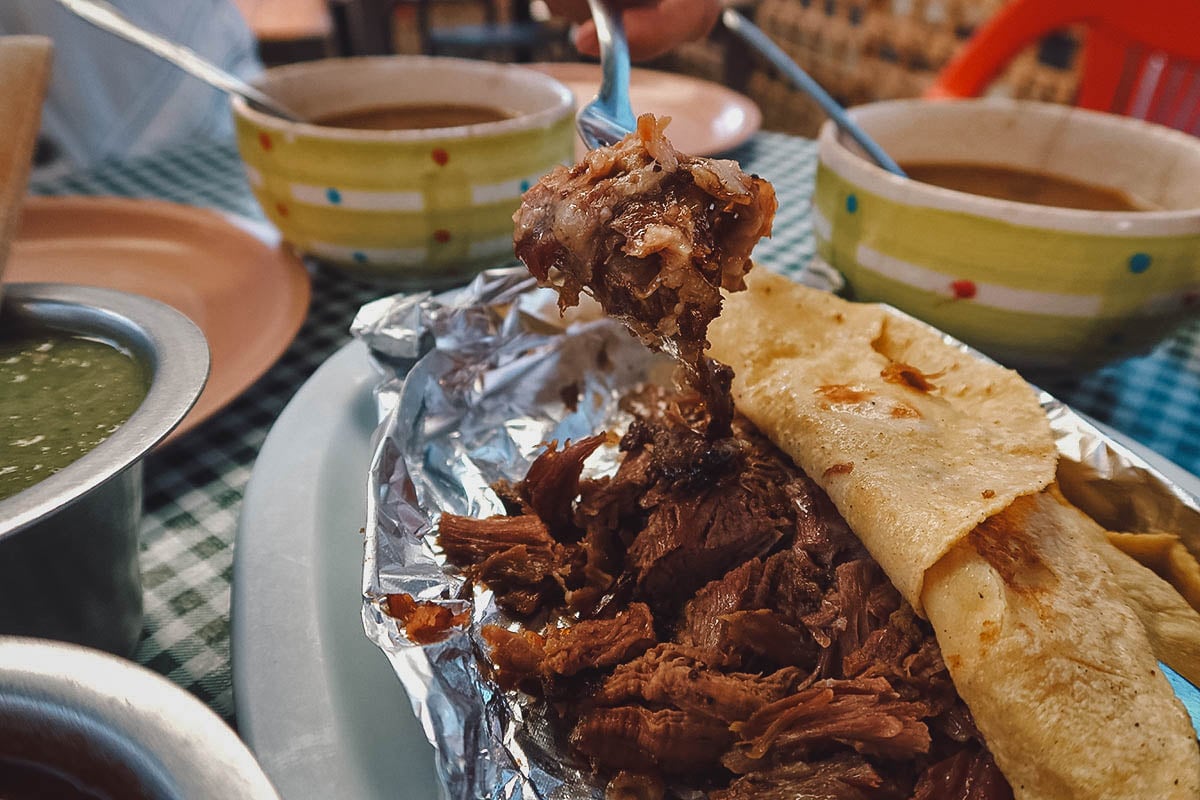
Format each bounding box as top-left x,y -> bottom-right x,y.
0,331 -> 148,501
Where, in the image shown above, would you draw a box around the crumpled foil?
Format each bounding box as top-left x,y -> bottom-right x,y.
356,266 -> 1200,800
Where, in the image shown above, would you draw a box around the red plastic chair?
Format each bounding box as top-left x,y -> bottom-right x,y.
926,0 -> 1200,134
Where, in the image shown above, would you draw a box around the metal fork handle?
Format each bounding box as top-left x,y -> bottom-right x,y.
53,0 -> 304,122
586,0 -> 637,133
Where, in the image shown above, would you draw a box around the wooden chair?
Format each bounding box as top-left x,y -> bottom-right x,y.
738,0 -> 1062,137
927,0 -> 1200,133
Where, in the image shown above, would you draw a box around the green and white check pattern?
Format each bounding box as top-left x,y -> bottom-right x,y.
26,132 -> 1200,727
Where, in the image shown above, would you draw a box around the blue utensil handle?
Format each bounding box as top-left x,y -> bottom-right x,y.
1161,661 -> 1200,739
721,9 -> 906,178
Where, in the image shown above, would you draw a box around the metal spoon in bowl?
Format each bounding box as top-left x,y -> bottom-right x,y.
575,0 -> 637,150
722,9 -> 905,177
52,0 -> 304,123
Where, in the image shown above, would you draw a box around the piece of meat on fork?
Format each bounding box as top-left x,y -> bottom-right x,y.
513,114 -> 777,438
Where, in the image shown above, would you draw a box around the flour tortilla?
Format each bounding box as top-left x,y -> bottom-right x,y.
708,270 -> 1057,612
923,489 -> 1200,799
707,272 -> 1200,799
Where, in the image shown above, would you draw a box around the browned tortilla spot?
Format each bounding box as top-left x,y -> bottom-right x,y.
823,462 -> 854,478
979,619 -> 1000,646
817,384 -> 874,404
968,496 -> 1056,593
890,404 -> 921,419
880,362 -> 942,393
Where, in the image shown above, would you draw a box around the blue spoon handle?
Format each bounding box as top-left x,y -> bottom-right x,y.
1162,661 -> 1200,739
721,9 -> 906,177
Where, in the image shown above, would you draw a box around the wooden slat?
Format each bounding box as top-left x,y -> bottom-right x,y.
0,36 -> 53,291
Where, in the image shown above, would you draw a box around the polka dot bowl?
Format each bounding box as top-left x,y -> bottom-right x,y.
814,98 -> 1200,372
231,56 -> 574,286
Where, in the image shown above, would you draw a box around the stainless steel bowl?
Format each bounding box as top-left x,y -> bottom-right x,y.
0,283 -> 209,656
0,635 -> 279,798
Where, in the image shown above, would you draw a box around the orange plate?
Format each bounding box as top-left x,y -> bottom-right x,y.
7,196 -> 312,446
527,62 -> 762,160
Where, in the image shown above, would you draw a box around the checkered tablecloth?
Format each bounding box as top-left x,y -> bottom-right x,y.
26,132 -> 1200,726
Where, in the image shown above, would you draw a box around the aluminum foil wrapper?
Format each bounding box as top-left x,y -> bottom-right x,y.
357,266 -> 1200,800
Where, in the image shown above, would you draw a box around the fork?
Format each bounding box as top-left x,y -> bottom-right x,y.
575,0 -> 637,150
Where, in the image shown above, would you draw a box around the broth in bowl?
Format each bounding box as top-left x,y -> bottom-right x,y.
313,102 -> 512,130
901,161 -> 1150,211
0,757 -> 126,800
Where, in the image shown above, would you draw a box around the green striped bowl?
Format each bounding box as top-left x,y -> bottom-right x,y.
232,57 -> 574,286
815,99 -> 1200,370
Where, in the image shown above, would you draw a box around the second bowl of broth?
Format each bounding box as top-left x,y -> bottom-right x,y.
899,162 -> 1152,212
815,98 -> 1200,370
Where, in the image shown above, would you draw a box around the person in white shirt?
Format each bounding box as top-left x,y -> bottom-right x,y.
0,0 -> 261,171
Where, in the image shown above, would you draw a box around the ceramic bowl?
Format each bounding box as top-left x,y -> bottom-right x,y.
0,284 -> 208,656
231,56 -> 575,286
814,99 -> 1200,370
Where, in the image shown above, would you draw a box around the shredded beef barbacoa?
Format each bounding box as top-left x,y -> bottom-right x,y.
512,114 -> 774,357
450,114 -> 1014,798
438,388 -> 1013,799
513,114 -> 776,439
